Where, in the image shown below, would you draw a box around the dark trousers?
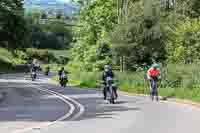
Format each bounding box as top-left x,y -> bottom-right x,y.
103,86 -> 118,98
150,77 -> 158,97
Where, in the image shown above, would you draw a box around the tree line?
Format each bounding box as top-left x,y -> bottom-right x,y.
0,0 -> 73,51
69,0 -> 200,71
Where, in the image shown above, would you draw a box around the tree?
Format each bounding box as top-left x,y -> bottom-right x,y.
41,12 -> 47,19
56,11 -> 63,19
70,0 -> 200,71
25,10 -> 73,49
70,0 -> 117,71
167,19 -> 200,63
42,20 -> 73,49
111,0 -> 168,70
192,0 -> 200,18
0,0 -> 29,50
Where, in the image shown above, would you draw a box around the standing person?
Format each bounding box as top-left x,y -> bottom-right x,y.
147,63 -> 161,101
102,65 -> 118,100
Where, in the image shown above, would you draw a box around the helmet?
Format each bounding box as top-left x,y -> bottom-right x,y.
104,65 -> 110,69
152,63 -> 159,68
104,65 -> 111,72
33,59 -> 37,64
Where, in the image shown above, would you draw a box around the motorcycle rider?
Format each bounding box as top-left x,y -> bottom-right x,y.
58,67 -> 68,87
102,65 -> 118,100
58,67 -> 65,79
31,65 -> 37,73
30,59 -> 38,80
31,59 -> 40,71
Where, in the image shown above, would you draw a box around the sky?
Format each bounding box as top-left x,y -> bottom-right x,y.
59,0 -> 71,3
23,0 -> 79,14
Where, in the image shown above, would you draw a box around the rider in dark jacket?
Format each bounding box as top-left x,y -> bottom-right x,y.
31,62 -> 37,73
31,65 -> 37,72
58,67 -> 65,80
102,65 -> 118,100
31,59 -> 40,73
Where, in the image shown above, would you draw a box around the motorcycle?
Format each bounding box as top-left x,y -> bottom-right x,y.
59,73 -> 68,87
31,71 -> 37,81
105,77 -> 117,104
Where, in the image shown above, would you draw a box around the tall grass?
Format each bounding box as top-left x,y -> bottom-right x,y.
0,48 -> 13,63
69,63 -> 200,102
70,71 -> 100,88
0,48 -> 16,73
48,50 -> 71,58
41,64 -> 66,72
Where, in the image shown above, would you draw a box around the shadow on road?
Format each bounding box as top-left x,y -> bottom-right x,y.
0,82 -> 69,122
39,84 -> 142,121
0,82 -> 142,123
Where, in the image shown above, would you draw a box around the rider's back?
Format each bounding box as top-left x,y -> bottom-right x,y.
147,67 -> 160,77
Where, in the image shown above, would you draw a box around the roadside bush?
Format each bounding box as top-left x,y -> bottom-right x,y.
70,71 -> 100,88
167,18 -> 200,63
161,64 -> 200,89
69,63 -> 200,102
55,56 -> 70,64
41,64 -> 66,72
25,49 -> 56,63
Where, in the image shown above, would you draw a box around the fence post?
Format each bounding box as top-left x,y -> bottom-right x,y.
123,56 -> 126,71
120,56 -> 123,72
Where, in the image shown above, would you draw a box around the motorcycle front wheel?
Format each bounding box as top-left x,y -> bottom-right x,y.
109,86 -> 115,104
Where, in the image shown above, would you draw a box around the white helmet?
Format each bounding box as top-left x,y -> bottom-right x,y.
104,65 -> 110,69
104,65 -> 111,72
33,59 -> 37,64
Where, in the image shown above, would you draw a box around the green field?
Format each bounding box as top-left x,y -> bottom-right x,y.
0,48 -> 15,73
48,50 -> 71,58
0,48 -> 71,73
0,48 -> 13,63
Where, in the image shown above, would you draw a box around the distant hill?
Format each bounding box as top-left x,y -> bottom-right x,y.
24,0 -> 80,16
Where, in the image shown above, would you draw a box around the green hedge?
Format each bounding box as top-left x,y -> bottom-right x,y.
25,49 -> 55,63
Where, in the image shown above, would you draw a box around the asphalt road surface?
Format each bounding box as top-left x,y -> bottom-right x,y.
0,73 -> 200,133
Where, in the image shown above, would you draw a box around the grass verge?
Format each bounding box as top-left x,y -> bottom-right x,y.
60,68 -> 200,103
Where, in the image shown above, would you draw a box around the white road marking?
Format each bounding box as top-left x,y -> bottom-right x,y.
0,78 -> 85,133
37,85 -> 85,121
7,82 -> 76,133
15,114 -> 33,118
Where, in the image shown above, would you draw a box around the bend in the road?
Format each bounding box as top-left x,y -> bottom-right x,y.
0,79 -> 85,133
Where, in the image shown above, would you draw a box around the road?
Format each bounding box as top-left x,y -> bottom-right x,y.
0,73 -> 200,133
